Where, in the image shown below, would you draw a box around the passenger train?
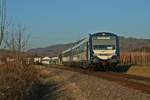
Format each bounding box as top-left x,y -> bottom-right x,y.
61,32 -> 120,70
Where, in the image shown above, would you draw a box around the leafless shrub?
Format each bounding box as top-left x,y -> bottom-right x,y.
0,24 -> 39,100
0,63 -> 40,100
0,0 -> 39,99
120,52 -> 150,66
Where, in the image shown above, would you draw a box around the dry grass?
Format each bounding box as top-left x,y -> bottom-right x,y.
120,52 -> 150,65
0,62 -> 40,100
127,65 -> 150,78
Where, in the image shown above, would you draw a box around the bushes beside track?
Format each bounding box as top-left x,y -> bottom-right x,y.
0,63 -> 40,100
120,52 -> 150,66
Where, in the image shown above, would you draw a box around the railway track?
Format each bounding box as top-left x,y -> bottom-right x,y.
45,64 -> 150,94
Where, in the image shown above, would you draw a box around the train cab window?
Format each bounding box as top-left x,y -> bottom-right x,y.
93,45 -> 115,50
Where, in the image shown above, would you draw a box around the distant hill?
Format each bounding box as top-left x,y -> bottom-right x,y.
119,36 -> 150,51
28,36 -> 150,57
28,43 -> 74,57
0,49 -> 12,57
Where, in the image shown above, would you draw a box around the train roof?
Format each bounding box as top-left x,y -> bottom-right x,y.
91,32 -> 118,37
62,48 -> 72,54
72,37 -> 88,50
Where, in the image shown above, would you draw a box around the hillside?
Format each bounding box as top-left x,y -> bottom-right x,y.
28,43 -> 74,57
119,36 -> 150,51
28,36 -> 150,57
0,49 -> 13,57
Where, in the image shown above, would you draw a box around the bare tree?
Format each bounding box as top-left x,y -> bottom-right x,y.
5,24 -> 30,64
0,0 -> 6,46
5,24 -> 29,53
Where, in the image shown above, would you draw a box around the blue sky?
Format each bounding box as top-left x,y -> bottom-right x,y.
7,0 -> 150,48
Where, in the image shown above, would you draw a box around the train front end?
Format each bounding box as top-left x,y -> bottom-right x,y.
91,32 -> 120,66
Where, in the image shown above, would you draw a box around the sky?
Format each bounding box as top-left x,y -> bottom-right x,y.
7,0 -> 150,48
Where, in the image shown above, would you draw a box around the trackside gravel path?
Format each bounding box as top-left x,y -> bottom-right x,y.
36,65 -> 150,100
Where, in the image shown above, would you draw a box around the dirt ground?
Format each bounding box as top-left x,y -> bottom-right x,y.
127,65 -> 150,78
36,65 -> 150,100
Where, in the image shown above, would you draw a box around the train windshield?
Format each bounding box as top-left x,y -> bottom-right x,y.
92,35 -> 116,50
93,45 -> 115,50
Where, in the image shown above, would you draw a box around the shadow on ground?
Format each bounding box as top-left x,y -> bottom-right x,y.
27,82 -> 67,100
38,82 -> 67,100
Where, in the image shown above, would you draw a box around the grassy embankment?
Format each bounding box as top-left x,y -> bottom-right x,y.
0,62 -> 40,100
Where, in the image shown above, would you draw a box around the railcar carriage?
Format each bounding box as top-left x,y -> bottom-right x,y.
61,32 -> 120,70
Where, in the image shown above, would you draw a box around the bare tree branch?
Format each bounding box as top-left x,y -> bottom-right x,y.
5,24 -> 29,53
0,0 -> 6,46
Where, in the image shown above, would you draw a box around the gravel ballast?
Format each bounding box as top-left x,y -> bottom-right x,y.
37,66 -> 150,100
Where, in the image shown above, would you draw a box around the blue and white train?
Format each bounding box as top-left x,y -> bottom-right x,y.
61,32 -> 120,69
